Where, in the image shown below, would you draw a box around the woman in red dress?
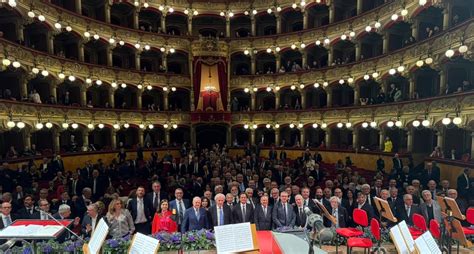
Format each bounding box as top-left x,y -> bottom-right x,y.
151,199 -> 178,234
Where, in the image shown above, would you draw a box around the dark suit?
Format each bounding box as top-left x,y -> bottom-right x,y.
15,207 -> 38,219
294,206 -> 307,227
127,198 -> 152,234
457,173 -> 471,200
68,179 -> 85,197
272,202 -> 296,228
314,198 -> 331,215
145,191 -> 169,215
209,205 -> 232,228
88,177 -> 107,200
324,206 -> 349,228
395,204 -> 421,226
169,199 -> 191,226
356,202 -> 375,222
232,203 -> 254,223
392,157 -> 403,171
424,167 -> 440,184
181,207 -> 208,232
81,214 -> 102,237
0,214 -> 15,229
254,205 -> 272,230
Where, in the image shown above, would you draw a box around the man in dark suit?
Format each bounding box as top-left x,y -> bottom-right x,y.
81,203 -> 102,237
301,187 -> 317,212
314,187 -> 331,214
181,197 -> 209,232
392,153 -> 403,172
254,195 -> 272,230
51,191 -> 75,216
272,165 -> 286,186
294,195 -> 307,227
169,188 -> 191,229
325,196 -> 349,228
15,195 -> 39,219
272,191 -> 295,228
456,168 -> 471,201
89,170 -> 107,201
424,162 -> 440,185
53,204 -> 81,242
189,157 -> 202,176
232,193 -> 254,224
388,188 -> 403,209
209,193 -> 232,228
68,172 -> 85,197
355,193 -> 375,221
74,188 -> 93,220
127,186 -> 152,235
395,194 -> 421,226
0,201 -> 15,230
146,181 -> 168,215
448,189 -> 468,216
310,164 -> 325,184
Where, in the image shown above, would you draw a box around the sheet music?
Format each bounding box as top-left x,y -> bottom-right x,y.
398,221 -> 415,253
215,222 -> 254,253
88,218 -> 109,254
422,231 -> 441,254
390,226 -> 409,254
0,225 -> 26,236
0,225 -> 62,237
32,225 -> 63,236
128,233 -> 160,254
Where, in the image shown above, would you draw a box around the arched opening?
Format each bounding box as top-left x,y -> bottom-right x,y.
0,8 -> 21,42
443,127 -> 472,159
31,128 -> 54,154
306,45 -> 328,69
166,14 -> 187,35
232,127 -> 249,146
23,21 -> 50,53
361,0 -> 385,12
56,80 -> 82,106
281,50 -> 302,72
53,32 -> 80,60
143,127 -> 165,147
138,9 -> 162,32
0,129 -> 26,158
451,0 -> 474,26
360,33 -> 383,59
357,128 -> 379,151
279,88 -> 301,110
170,126 -> 190,146
307,4 -> 329,29
255,127 -> 275,146
305,87 -> 327,109
114,85 -> 138,109
230,90 -> 250,112
116,128 -> 139,149
386,21 -> 413,51
256,14 -> 276,36
304,128 -> 326,147
415,6 -> 443,40
84,39 -> 108,65
413,128 -> 435,153
358,79 -> 381,104
81,0 -> 106,21
168,89 -> 190,111
112,45 -> 136,69
279,126 -> 301,147
89,128 -> 112,150
60,128 -> 84,152
333,0 -> 356,22
0,69 -> 23,100
332,40 -> 355,65
385,128 -> 407,153
330,127 -> 353,149
384,75 -> 409,102
231,53 -> 250,75
27,76 -> 53,104
256,90 -> 276,111
414,67 -> 439,98
196,125 -> 228,148
142,88 -> 164,110
140,48 -> 163,72
167,52 -> 188,75
193,16 -> 226,37
110,2 -> 134,28
331,84 -> 354,107
231,15 -> 251,37
445,58 -> 474,94
256,52 -> 276,74
87,83 -> 110,108
281,9 -> 303,33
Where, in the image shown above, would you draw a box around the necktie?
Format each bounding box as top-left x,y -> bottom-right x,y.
263,206 -> 267,217
153,194 -> 158,210
407,206 -> 411,217
332,209 -> 338,228
195,208 -> 199,218
242,205 -> 246,222
284,204 -> 287,224
304,200 -> 307,207
5,216 -> 11,227
219,207 -> 224,226
179,201 -> 184,223
299,207 -> 304,222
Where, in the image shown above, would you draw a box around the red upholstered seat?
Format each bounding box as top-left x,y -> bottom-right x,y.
409,227 -> 423,239
463,208 -> 474,236
347,238 -> 373,248
413,213 -> 427,232
335,228 -> 364,237
462,227 -> 474,235
429,220 -> 441,239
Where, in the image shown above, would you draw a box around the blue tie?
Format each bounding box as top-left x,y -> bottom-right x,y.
219,207 -> 224,226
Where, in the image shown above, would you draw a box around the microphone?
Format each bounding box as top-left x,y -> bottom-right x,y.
0,239 -> 17,252
34,207 -> 84,242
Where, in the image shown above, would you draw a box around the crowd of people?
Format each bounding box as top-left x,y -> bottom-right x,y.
0,143 -> 472,243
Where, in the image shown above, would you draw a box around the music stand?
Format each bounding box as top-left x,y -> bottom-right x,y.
313,200 -> 336,225
437,196 -> 470,254
373,197 -> 397,223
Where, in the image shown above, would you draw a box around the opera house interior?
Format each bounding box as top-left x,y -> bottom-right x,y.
0,0 -> 473,253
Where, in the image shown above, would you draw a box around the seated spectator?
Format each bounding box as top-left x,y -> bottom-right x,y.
430,146 -> 444,158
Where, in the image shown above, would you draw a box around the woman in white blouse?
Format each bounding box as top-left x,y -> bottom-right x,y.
106,198 -> 135,238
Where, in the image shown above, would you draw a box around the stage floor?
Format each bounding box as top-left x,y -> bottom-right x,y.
318,244 -> 474,253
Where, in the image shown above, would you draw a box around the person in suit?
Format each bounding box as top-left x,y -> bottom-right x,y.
314,187 -> 331,214
15,195 -> 39,219
75,188 -> 93,220
272,191 -> 296,228
272,165 -> 286,186
388,188 -> 403,209
189,157 -> 202,176
301,187 -> 317,212
325,196 -> 349,228
447,189 -> 468,216
268,147 -> 278,161
423,162 -> 441,185
419,190 -> 442,225
146,181 -> 169,215
53,204 -> 81,242
355,193 -> 375,221
89,170 -> 107,201
181,197 -> 209,232
169,188 -> 191,229
68,173 -> 85,197
51,191 -> 75,216
456,168 -> 471,201
395,194 -> 421,226
254,195 -> 272,230
81,203 -> 102,237
232,193 -> 254,224
127,186 -> 152,235
294,194 -> 307,227
0,201 -> 15,230
392,153 -> 403,173
209,193 -> 232,228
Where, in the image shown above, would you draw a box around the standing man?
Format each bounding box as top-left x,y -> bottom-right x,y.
182,197 -> 208,232
254,195 -> 272,230
128,186 -> 151,234
169,188 -> 190,230
272,191 -> 295,228
81,204 -> 102,237
146,181 -> 168,215
232,193 -> 254,224
294,194 -> 306,227
209,193 -> 232,228
325,196 -> 348,228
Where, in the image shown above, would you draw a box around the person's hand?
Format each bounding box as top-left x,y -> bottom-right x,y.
73,217 -> 80,226
86,224 -> 92,233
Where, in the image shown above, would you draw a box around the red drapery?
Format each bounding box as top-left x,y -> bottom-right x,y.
217,59 -> 228,110
193,56 -> 227,111
193,59 -> 202,110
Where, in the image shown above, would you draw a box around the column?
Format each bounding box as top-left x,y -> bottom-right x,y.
135,52 -> 141,70
225,17 -> 231,38
109,87 -> 115,108
82,129 -> 89,149
162,54 -> 168,71
250,55 -> 256,74
161,13 -> 167,33
303,11 -> 309,30
80,86 -> 87,106
382,32 -> 389,54
111,130 -> 117,149
187,17 -> 193,35
163,91 -> 169,110
439,70 -> 446,95
275,91 -> 280,109
49,80 -> 57,101
133,9 -> 139,30
352,129 -> 359,150
275,54 -> 281,71
355,42 -> 361,61
250,92 -> 256,111
23,129 -> 31,150
16,23 -> 24,43
300,130 -> 305,146
275,128 -> 280,146
301,92 -> 306,109
325,129 -> 331,147
75,0 -> 82,14
301,50 -> 308,68
104,1 -> 111,23
329,4 -> 335,23
356,0 -> 363,15
78,42 -> 84,62
189,53 -> 195,110
470,133 -> 474,159
276,14 -> 281,34
353,87 -> 360,105
53,130 -> 60,153
107,46 -> 113,67
379,130 -> 385,151
409,76 -> 416,99
19,75 -> 28,99
47,32 -> 54,54
138,129 -> 144,146
406,129 -> 414,153
411,21 -> 419,41
436,131 -> 444,148
328,47 -> 334,65
165,129 -> 170,145
326,89 -> 332,107
442,4 -> 451,30
191,125 -> 197,147
136,90 -> 142,109
226,126 -> 231,146
250,129 -> 256,146
250,16 -> 256,36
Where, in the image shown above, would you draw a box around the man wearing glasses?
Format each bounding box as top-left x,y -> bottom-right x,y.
0,202 -> 14,229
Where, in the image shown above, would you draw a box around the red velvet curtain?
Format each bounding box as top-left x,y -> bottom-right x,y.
217,59 -> 228,111
193,58 -> 202,110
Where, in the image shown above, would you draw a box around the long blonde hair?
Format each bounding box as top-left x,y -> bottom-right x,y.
107,198 -> 123,216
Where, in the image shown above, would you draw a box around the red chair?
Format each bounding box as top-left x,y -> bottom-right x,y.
335,208 -> 369,253
429,219 -> 441,240
347,218 -> 379,254
410,213 -> 427,239
462,208 -> 474,236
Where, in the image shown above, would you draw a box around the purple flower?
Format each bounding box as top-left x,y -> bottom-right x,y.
107,239 -> 120,248
188,235 -> 196,242
171,233 -> 181,243
64,244 -> 75,252
42,245 -> 53,253
205,231 -> 214,240
21,247 -> 32,254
